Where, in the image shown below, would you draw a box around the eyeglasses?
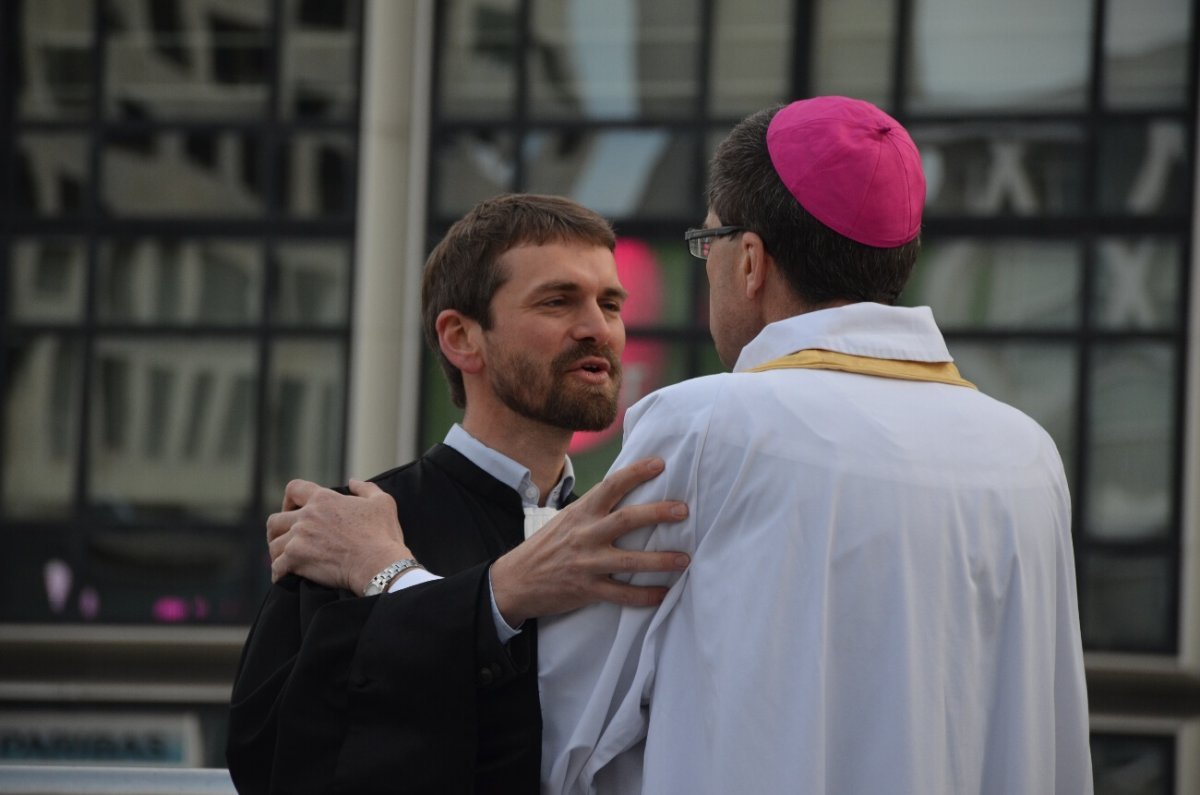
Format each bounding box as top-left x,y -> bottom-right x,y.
684,226 -> 746,260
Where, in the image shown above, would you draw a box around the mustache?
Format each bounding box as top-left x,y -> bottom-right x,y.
553,343 -> 622,377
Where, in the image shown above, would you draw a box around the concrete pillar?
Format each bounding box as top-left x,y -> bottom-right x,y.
346,0 -> 434,477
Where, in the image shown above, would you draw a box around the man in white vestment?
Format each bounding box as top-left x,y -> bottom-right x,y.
536,97 -> 1094,794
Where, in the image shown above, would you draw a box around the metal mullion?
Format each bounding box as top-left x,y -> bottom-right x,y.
790,0 -> 814,99
248,0 -> 287,525
74,0 -> 109,519
0,0 -> 17,520
891,0 -> 912,116
684,0 -> 717,381
512,0 -> 532,191
1072,0 -> 1108,648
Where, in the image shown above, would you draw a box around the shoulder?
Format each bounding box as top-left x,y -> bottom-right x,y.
624,372 -> 734,429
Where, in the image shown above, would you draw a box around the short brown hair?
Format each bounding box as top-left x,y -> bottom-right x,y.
421,193 -> 616,407
707,106 -> 920,306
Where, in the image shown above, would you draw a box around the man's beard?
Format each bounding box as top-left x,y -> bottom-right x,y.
488,342 -> 622,432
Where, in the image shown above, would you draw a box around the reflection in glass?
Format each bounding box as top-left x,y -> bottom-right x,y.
281,0 -> 362,120
621,238 -> 700,329
528,0 -> 699,119
710,0 -> 793,116
438,0 -> 519,119
274,243 -> 350,326
1083,553 -> 1174,651
15,135 -> 89,216
435,131 -> 516,216
1087,343 -> 1174,541
1105,0 -> 1192,108
8,239 -> 87,323
948,342 -> 1077,485
3,336 -> 82,518
1094,237 -> 1181,330
908,0 -> 1090,111
89,338 -> 258,522
280,133 -> 355,217
1090,733 -> 1174,794
901,238 -> 1081,330
17,0 -> 94,119
812,0 -> 894,108
263,340 -> 345,508
523,130 -> 695,219
104,0 -> 270,119
97,240 -> 263,325
1098,119 -> 1188,215
102,131 -> 266,216
914,124 -> 1085,217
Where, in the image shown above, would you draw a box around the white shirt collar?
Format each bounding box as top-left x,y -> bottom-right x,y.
443,423 -> 575,509
733,303 -> 953,373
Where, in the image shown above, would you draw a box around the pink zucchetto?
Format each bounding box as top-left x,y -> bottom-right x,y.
766,96 -> 925,248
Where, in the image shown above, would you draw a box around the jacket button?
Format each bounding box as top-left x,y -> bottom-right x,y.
478,666 -> 495,686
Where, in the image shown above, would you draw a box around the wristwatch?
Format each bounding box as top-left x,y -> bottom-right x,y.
362,558 -> 423,596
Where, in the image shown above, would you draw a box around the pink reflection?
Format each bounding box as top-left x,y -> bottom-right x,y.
43,559 -> 73,614
153,596 -> 190,623
569,237 -> 665,455
78,586 -> 100,620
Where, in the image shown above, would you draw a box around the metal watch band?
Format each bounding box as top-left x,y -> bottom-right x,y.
362,558 -> 423,596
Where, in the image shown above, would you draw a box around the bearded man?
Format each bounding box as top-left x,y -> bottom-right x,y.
226,193 -> 690,794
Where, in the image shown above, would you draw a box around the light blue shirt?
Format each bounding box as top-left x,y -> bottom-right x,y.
389,423 -> 576,641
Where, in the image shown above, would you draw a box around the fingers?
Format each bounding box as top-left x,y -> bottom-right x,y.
588,578 -> 670,609
281,478 -> 320,511
594,499 -> 688,544
598,548 -> 690,575
347,478 -> 383,498
581,457 -> 665,513
266,510 -> 296,544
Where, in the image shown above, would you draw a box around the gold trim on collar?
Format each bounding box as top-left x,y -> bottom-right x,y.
748,349 -> 976,389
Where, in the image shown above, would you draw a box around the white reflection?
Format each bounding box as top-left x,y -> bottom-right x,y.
561,0 -> 668,216
912,0 -> 1090,110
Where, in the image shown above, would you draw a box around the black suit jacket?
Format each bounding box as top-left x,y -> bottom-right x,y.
227,445 -> 549,794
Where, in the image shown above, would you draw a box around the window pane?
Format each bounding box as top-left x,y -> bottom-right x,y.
273,242 -> 350,326
1086,343 -> 1175,541
1104,0 -> 1193,109
263,339 -> 345,510
281,0 -> 362,120
14,134 -> 90,217
908,0 -> 1091,111
96,239 -> 263,326
617,236 -> 704,330
901,238 -> 1082,330
812,0 -> 895,108
1097,119 -> 1189,216
1090,733 -> 1175,794
17,0 -> 94,119
102,131 -> 266,216
104,0 -> 271,120
88,338 -> 258,522
915,124 -> 1086,217
523,129 -> 696,219
528,0 -> 700,120
1093,237 -> 1182,331
438,0 -> 519,120
1084,553 -> 1174,651
8,239 -> 88,324
710,0 -> 794,116
279,133 -> 355,218
3,335 -> 83,518
435,130 -> 516,217
948,342 -> 1078,486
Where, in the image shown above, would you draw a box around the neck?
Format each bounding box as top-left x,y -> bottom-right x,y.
461,410 -> 572,506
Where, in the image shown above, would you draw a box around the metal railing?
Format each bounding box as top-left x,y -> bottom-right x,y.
0,765 -> 235,795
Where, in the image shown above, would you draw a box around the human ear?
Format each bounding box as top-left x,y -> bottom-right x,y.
436,309 -> 484,374
740,231 -> 769,300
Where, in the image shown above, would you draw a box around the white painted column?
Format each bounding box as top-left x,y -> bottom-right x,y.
346,0 -> 434,478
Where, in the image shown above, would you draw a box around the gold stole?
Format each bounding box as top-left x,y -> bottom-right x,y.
748,349 -> 976,389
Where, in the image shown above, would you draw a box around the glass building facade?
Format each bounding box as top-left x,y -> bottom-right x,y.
1,0 -> 1199,785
